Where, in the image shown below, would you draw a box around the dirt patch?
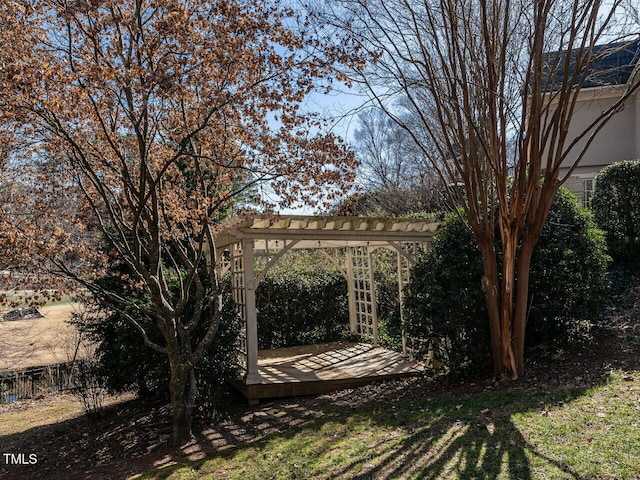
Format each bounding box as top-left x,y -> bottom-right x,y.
0,303 -> 83,371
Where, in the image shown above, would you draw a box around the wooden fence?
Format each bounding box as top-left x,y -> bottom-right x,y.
0,363 -> 75,402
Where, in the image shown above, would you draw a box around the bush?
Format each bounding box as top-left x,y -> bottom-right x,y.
403,211 -> 490,373
255,249 -> 411,352
403,188 -> 610,375
76,267 -> 242,413
256,266 -> 349,349
592,160 -> 640,261
74,273 -> 170,398
527,189 -> 610,345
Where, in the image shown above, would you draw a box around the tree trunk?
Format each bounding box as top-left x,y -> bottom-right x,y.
477,236 -> 505,377
499,227 -> 520,378
479,227 -> 528,380
512,237 -> 536,377
168,363 -> 197,446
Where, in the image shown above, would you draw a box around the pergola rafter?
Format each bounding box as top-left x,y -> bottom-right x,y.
213,215 -> 439,385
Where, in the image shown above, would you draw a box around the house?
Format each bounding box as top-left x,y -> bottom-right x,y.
547,39 -> 640,207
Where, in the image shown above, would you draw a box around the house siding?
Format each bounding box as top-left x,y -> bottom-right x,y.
555,90 -> 640,206
559,166 -> 601,207
559,91 -> 640,170
546,40 -> 640,206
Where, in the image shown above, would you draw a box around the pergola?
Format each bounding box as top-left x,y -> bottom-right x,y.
214,214 -> 439,386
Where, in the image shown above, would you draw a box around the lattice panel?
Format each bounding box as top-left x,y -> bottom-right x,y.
349,246 -> 377,341
216,248 -> 232,278
397,242 -> 426,293
230,241 -> 247,372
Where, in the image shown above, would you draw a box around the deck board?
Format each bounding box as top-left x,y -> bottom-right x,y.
233,342 -> 424,404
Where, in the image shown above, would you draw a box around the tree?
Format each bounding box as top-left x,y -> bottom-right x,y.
354,108 -> 422,191
319,0 -> 640,378
74,264 -> 242,413
347,108 -> 447,215
592,160 -> 640,261
0,148 -> 84,302
404,188 -> 610,374
0,0 -> 354,444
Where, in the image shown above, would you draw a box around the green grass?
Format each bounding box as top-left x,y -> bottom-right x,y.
135,372 -> 640,480
0,395 -> 84,437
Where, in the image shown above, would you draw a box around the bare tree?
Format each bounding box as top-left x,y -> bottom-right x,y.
320,0 -> 640,378
350,108 -> 446,214
354,108 -> 418,190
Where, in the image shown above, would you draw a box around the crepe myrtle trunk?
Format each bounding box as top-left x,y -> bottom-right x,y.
513,238 -> 536,376
478,222 -> 545,379
476,224 -> 531,379
477,235 -> 509,377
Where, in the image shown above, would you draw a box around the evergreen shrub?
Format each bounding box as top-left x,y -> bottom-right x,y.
403,188 -> 610,374
76,266 -> 241,413
256,266 -> 349,349
592,160 -> 640,261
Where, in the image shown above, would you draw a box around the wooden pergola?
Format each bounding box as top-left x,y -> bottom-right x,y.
214,215 -> 439,400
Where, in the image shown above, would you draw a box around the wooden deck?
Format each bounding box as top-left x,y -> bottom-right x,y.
233,342 -> 424,404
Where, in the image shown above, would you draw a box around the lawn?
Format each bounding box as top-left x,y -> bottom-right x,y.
0,302 -> 83,370
1,275 -> 637,480
136,372 -> 640,480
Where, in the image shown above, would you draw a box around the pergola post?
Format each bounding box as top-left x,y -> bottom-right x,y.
368,248 -> 378,345
242,238 -> 262,385
393,241 -> 427,357
397,249 -> 408,356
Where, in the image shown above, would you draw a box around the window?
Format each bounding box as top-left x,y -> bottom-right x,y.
582,178 -> 594,208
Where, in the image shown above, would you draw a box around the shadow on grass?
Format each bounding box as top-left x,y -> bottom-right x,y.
144,383 -> 605,480
0,364 -> 632,480
0,395 -> 171,480
338,390 -> 583,480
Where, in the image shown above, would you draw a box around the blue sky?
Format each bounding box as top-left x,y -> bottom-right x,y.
273,84 -> 371,215
302,86 -> 370,143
